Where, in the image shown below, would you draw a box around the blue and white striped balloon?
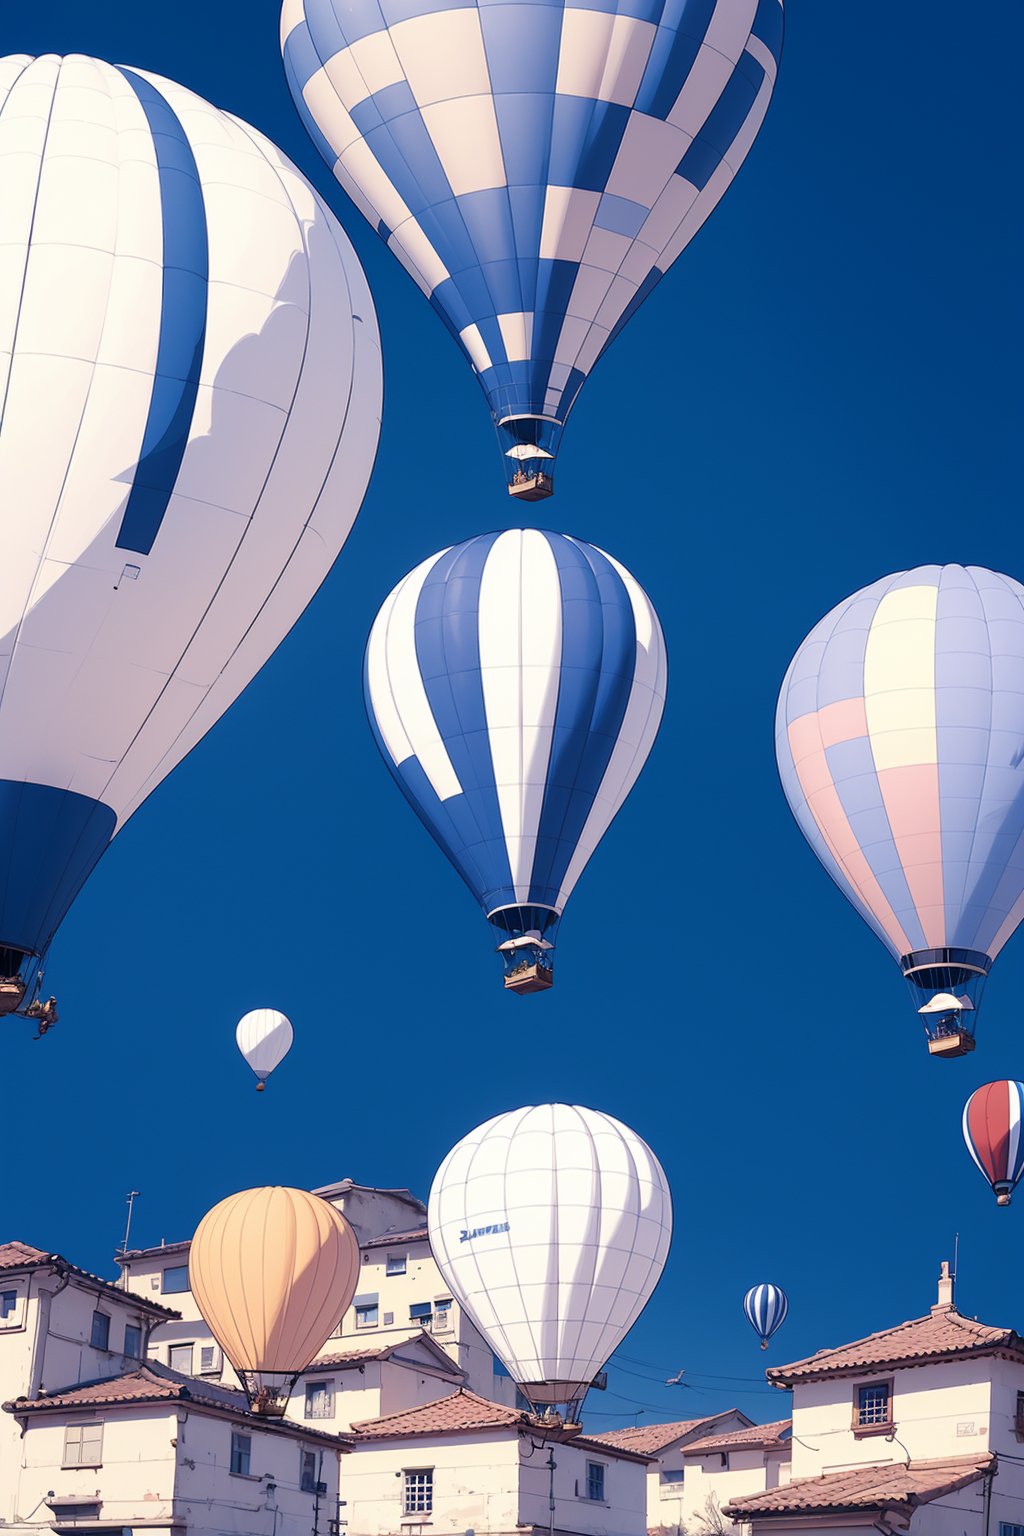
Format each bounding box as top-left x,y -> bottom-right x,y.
743,1283 -> 788,1349
282,0 -> 782,494
364,530 -> 667,985
0,55 -> 380,985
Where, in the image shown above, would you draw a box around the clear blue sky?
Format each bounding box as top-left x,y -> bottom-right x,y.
3,1 -> 1022,1428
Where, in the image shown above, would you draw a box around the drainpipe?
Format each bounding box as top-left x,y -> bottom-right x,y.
982,1465 -> 995,1536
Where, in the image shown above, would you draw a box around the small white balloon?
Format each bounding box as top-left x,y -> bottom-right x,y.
428,1104 -> 672,1413
236,1009 -> 293,1092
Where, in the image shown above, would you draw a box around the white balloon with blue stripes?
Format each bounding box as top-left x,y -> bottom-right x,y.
743,1282 -> 788,1349
0,55 -> 381,996
364,529 -> 667,988
282,0 -> 782,494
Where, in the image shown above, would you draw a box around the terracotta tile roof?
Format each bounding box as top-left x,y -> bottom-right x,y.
0,1241 -> 178,1319
360,1227 -> 430,1250
724,1454 -> 993,1520
351,1387 -> 525,1439
589,1414 -> 742,1455
686,1419 -> 792,1454
2,1363 -> 347,1444
769,1305 -> 1024,1385
301,1331 -> 462,1375
350,1390 -> 654,1461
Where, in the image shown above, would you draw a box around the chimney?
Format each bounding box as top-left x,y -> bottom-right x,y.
934,1260 -> 955,1311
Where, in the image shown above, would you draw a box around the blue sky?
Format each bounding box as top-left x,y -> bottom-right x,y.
3,1 -> 1023,1428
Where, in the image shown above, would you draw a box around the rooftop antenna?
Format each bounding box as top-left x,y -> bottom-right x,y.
119,1190 -> 141,1262
953,1231 -> 959,1299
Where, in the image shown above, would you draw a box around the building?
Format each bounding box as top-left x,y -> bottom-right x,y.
0,1240 -> 345,1535
118,1180 -> 518,1421
724,1263 -> 1024,1535
593,1413 -> 755,1532
341,1386 -> 653,1536
680,1419 -> 792,1532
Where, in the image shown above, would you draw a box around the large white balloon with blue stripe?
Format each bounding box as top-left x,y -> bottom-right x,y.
0,55 -> 381,1011
282,0 -> 782,496
364,529 -> 667,990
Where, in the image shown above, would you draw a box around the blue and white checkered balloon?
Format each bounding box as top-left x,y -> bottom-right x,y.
282,0 -> 782,494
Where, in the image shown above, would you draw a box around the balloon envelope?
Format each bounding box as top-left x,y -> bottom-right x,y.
236,1009 -> 294,1087
743,1282 -> 787,1348
427,1103 -> 672,1412
189,1186 -> 360,1412
776,566 -> 1024,1036
963,1081 -> 1024,1206
281,0 -> 782,492
0,55 -> 381,983
364,529 -> 667,985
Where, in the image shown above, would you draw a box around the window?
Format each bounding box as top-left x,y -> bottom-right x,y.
162,1265 -> 189,1294
90,1312 -> 110,1350
1000,1526 -> 1024,1536
230,1430 -> 252,1476
1,1291 -> 16,1319
356,1303 -> 379,1328
301,1449 -> 318,1493
854,1380 -> 892,1430
1016,1391 -> 1024,1437
386,1254 -> 407,1276
409,1302 -> 432,1327
306,1380 -> 335,1419
585,1463 -> 606,1502
124,1324 -> 142,1358
169,1343 -> 193,1374
200,1345 -> 218,1374
662,1469 -> 684,1484
403,1469 -> 433,1514
63,1422 -> 103,1467
433,1298 -> 453,1330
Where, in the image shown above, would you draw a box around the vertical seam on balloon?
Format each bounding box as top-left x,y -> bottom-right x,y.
601,1109 -> 669,1361
87,107 -> 325,823
563,1104 -> 600,1384
497,1104 -> 541,1382
591,1108 -> 645,1377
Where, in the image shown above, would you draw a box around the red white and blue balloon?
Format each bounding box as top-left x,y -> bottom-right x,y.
963,1081 -> 1024,1207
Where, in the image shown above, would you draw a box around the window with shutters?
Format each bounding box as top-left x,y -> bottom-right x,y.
63,1422 -> 103,1467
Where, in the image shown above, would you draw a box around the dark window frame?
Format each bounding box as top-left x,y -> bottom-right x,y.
852,1377 -> 894,1435
403,1467 -> 434,1514
230,1429 -> 252,1476
90,1311 -> 110,1351
162,1265 -> 190,1294
585,1462 -> 606,1502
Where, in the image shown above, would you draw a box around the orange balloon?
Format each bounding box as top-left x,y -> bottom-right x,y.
189,1186 -> 359,1414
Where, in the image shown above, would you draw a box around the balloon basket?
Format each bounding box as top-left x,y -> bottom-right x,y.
507,471 -> 553,501
926,1030 -> 976,1058
504,962 -> 554,996
0,978 -> 26,1016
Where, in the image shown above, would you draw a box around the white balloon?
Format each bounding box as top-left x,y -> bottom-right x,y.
427,1104 -> 672,1410
236,1009 -> 294,1088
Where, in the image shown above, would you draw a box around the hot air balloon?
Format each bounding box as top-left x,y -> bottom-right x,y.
428,1104 -> 671,1422
777,566 -> 1024,1059
364,529 -> 667,992
0,55 -> 381,1027
236,1009 -> 294,1091
743,1283 -> 788,1349
189,1185 -> 360,1414
963,1081 -> 1024,1207
281,0 -> 781,498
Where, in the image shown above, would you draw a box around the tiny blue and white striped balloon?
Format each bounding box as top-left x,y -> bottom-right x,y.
282,0 -> 783,495
364,529 -> 667,989
743,1283 -> 788,1349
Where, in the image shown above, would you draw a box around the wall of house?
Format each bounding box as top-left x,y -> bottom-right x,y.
0,1266 -> 165,1527
341,1430 -> 647,1536
287,1356 -> 465,1434
518,1435 -> 648,1536
3,1400 -> 342,1536
342,1428 -> 522,1535
681,1447 -> 789,1532
786,1358 -> 994,1479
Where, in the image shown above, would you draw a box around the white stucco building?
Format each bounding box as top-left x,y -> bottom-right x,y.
725,1263 -> 1024,1535
0,1240 -> 344,1535
341,1385 -> 653,1536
